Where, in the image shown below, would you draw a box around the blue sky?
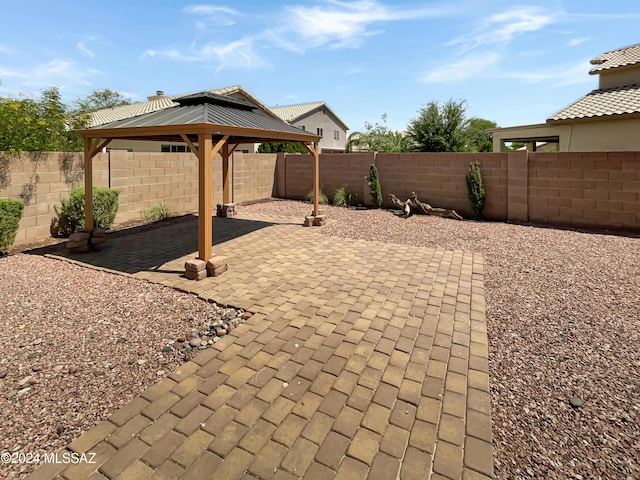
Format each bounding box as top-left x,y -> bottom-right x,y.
1,1 -> 638,131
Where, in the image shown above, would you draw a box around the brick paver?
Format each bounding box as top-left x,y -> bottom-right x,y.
29,213 -> 492,479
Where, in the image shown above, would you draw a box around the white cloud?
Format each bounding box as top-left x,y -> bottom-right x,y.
568,37 -> 588,47
144,36 -> 269,71
77,36 -> 97,58
450,6 -> 555,50
505,60 -> 594,87
270,0 -> 455,51
422,51 -> 501,83
183,4 -> 239,28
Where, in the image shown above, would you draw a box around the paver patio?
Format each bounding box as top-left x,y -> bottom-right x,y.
27,214 -> 493,480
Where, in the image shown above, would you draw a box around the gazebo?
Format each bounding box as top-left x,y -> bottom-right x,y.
78,92 -> 322,275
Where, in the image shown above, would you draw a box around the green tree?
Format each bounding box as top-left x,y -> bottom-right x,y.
463,117 -> 497,152
257,142 -> 309,153
74,88 -> 131,114
407,99 -> 469,152
346,114 -> 411,152
0,87 -> 84,153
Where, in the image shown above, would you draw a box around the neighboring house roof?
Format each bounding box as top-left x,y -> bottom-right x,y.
548,84 -> 640,122
88,85 -> 279,127
84,92 -> 318,143
271,102 -> 349,131
590,43 -> 640,74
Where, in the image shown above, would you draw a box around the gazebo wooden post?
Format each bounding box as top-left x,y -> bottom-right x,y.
197,134 -> 213,261
83,138 -> 94,232
222,142 -> 231,205
312,141 -> 320,216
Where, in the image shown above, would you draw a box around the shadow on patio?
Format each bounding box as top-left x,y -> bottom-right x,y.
28,215 -> 279,275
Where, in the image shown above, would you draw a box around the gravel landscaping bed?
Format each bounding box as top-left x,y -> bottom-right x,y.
0,256 -> 249,479
241,200 -> 640,479
1,199 -> 638,479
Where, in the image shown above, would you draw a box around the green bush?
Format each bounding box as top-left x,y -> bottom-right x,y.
144,202 -> 173,222
305,187 -> 329,205
333,186 -> 360,207
0,198 -> 24,252
367,164 -> 383,207
466,161 -> 485,219
51,187 -> 120,237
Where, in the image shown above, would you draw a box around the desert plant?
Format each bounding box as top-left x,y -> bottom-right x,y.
144,202 -> 173,222
367,164 -> 383,207
51,187 -> 120,237
305,187 -> 329,205
333,186 -> 360,207
0,198 -> 24,252
466,160 -> 485,219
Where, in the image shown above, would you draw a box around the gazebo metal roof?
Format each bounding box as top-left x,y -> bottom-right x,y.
78,91 -> 322,268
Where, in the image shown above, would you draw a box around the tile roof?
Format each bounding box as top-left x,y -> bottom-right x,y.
547,84 -> 640,122
590,43 -> 640,74
270,102 -> 324,122
88,86 -> 276,127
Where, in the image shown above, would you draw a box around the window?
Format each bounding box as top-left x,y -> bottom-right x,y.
317,127 -> 324,136
161,144 -> 191,153
300,125 -> 306,131
334,130 -> 340,140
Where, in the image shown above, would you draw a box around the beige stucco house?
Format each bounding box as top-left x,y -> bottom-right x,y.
490,43 -> 640,152
270,102 -> 349,153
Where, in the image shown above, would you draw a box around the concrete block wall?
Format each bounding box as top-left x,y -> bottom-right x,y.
233,153 -> 277,204
528,151 -> 640,230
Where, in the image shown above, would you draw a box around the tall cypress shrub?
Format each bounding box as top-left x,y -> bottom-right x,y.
466,161 -> 485,219
367,164 -> 383,208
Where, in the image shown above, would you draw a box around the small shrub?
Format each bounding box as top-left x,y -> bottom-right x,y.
466,161 -> 485,219
144,202 -> 173,222
305,187 -> 329,205
333,186 -> 360,207
367,164 -> 383,207
51,187 -> 120,237
0,198 -> 24,252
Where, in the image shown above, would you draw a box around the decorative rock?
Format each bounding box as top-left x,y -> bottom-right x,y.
68,366 -> 79,374
185,269 -> 207,281
137,359 -> 147,365
176,335 -> 187,343
206,256 -> 229,277
210,264 -> 228,277
569,396 -> 583,408
161,346 -> 173,353
17,376 -> 34,387
0,369 -> 7,379
31,366 -> 43,372
27,352 -> 40,360
216,203 -> 237,217
156,370 -> 165,377
241,312 -> 252,320
189,338 -> 201,348
185,259 -> 207,272
313,214 -> 327,226
32,338 -> 43,345
215,327 -> 227,336
5,390 -> 18,400
69,231 -> 91,242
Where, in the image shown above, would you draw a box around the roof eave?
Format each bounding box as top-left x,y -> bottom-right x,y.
78,122 -> 321,143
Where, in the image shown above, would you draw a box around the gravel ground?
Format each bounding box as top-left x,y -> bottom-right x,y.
0,199 -> 638,479
0,257 -> 222,479
241,200 -> 640,479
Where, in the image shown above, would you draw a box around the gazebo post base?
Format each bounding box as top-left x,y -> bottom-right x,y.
303,214 -> 327,227
216,203 -> 237,217
184,255 -> 229,280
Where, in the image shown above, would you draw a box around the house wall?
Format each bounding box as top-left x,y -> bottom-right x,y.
492,117 -> 640,152
293,109 -> 347,152
599,67 -> 640,89
2,151 -> 638,247
565,117 -> 640,151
